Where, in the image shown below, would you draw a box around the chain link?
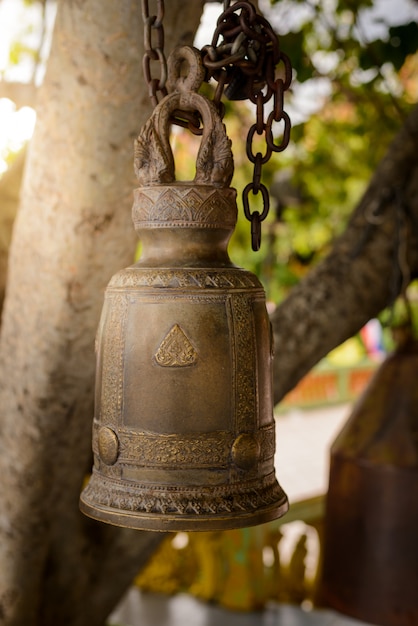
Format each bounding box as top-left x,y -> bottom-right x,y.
140,0 -> 292,251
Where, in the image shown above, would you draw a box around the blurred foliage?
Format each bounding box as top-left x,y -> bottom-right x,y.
0,0 -> 47,176
198,0 -> 418,303
8,40 -> 37,67
0,0 -> 47,81
379,280 -> 418,343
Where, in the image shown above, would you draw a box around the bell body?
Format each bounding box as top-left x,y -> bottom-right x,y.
80,183 -> 288,531
320,340 -> 418,626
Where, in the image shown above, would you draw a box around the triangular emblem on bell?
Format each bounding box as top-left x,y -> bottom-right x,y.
154,324 -> 198,367
80,47 -> 288,531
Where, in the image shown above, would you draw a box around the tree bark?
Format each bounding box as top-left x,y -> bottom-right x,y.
0,148 -> 26,311
0,1 -> 204,625
272,103 -> 418,404
0,81 -> 37,109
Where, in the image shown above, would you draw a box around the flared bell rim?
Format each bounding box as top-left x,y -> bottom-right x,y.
79,491 -> 289,532
79,467 -> 288,531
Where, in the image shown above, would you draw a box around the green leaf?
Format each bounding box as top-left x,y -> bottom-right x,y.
359,22 -> 418,72
280,31 -> 316,83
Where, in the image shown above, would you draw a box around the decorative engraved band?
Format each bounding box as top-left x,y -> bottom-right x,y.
93,423 -> 276,468
108,268 -> 263,291
82,470 -> 285,518
132,185 -> 238,229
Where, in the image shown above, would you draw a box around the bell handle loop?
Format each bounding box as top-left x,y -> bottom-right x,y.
134,91 -> 234,188
166,46 -> 206,95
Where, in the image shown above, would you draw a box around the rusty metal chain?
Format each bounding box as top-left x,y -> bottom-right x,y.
141,0 -> 292,251
141,0 -> 167,107
201,2 -> 292,250
243,53 -> 292,250
141,0 -> 201,132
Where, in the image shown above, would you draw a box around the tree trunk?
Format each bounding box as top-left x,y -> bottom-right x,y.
0,1 -> 204,625
272,103 -> 418,404
0,81 -> 37,109
0,148 -> 26,311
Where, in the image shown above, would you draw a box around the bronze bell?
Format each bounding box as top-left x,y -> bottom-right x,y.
320,335 -> 418,626
79,47 -> 288,531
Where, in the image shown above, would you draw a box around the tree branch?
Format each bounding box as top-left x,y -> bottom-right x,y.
272,103 -> 418,404
0,147 -> 27,310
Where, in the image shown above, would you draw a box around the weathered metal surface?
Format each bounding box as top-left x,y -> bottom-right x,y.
320,340 -> 418,626
80,50 -> 288,531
